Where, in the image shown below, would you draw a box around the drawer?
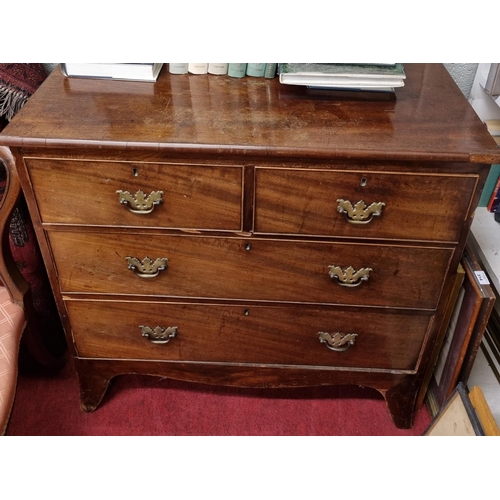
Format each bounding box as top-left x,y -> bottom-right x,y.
67,300 -> 432,372
254,168 -> 478,242
25,158 -> 243,231
49,231 -> 453,309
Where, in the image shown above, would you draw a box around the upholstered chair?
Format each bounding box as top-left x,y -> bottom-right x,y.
0,147 -> 29,435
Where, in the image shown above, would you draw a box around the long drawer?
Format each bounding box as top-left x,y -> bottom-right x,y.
254,167 -> 478,242
25,158 -> 243,231
67,300 -> 433,372
49,231 -> 453,309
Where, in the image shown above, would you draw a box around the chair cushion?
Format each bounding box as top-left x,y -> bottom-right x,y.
0,286 -> 25,435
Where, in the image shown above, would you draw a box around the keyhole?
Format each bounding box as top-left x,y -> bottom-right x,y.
360,177 -> 368,187
244,243 -> 251,251
132,168 -> 139,177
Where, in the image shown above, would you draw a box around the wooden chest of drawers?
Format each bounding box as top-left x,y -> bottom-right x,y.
1,64 -> 499,428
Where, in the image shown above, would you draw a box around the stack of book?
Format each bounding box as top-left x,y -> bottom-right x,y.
61,63 -> 164,82
277,63 -> 406,93
169,63 -> 277,79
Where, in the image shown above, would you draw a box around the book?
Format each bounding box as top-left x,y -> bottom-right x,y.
61,63 -> 164,82
227,63 -> 247,78
208,63 -> 228,75
246,63 -> 266,77
188,63 -> 208,75
487,176 -> 500,212
278,63 -> 406,89
478,164 -> 500,207
264,63 -> 277,79
169,63 -> 188,75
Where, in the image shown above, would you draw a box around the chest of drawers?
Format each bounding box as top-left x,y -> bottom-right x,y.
1,64 -> 499,429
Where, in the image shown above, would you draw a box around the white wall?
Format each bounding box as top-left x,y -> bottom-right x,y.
443,63 -> 479,98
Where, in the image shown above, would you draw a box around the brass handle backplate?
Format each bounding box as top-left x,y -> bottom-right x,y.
126,256 -> 168,278
328,265 -> 372,287
140,325 -> 178,344
337,199 -> 385,224
319,331 -> 357,352
117,190 -> 164,214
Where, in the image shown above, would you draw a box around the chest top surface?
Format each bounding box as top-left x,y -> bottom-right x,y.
1,63 -> 500,164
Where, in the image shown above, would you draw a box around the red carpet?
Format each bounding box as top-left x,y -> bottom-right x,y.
6,361 -> 431,435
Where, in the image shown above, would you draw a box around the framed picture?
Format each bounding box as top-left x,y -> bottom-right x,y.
427,241 -> 495,415
424,382 -> 485,436
416,262 -> 465,410
459,244 -> 496,383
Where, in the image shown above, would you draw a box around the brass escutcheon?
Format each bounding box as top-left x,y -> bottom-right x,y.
318,331 -> 358,352
117,190 -> 164,214
328,265 -> 372,287
125,256 -> 168,278
140,325 -> 178,344
337,199 -> 385,224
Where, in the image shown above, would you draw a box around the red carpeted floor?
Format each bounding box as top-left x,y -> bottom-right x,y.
6,361 -> 432,435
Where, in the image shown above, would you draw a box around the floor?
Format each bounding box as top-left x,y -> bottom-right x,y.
467,346 -> 500,426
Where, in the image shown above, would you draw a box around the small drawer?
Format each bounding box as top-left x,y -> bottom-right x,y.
25,158 -> 243,231
49,231 -> 453,310
67,300 -> 433,372
254,167 -> 478,242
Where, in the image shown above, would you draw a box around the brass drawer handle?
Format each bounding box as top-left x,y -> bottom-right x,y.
125,256 -> 168,278
140,325 -> 178,344
319,331 -> 357,352
117,190 -> 164,214
328,265 -> 372,287
337,199 -> 385,224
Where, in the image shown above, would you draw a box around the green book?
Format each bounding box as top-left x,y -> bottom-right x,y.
246,63 -> 266,77
264,63 -> 277,79
479,164 -> 500,207
228,63 -> 247,78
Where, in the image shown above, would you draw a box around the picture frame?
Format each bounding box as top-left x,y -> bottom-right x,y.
416,262 -> 465,410
459,243 -> 496,383
424,382 -> 485,436
427,241 -> 495,415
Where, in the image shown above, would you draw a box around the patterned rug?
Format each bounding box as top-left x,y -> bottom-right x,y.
0,63 -> 48,121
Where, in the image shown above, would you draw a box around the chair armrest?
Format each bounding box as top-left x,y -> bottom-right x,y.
0,147 -> 29,308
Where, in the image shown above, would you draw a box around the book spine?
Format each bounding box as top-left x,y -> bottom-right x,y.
487,177 -> 500,212
188,63 -> 208,75
208,63 -> 228,75
169,63 -> 189,74
479,165 -> 500,207
246,63 -> 266,77
227,63 -> 247,78
264,63 -> 277,79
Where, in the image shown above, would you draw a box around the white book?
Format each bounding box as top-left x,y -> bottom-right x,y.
61,63 -> 163,82
169,63 -> 188,74
208,63 -> 228,75
278,63 -> 406,88
188,63 -> 208,75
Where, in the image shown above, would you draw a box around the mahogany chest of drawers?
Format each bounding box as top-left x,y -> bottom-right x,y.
2,63 -> 499,428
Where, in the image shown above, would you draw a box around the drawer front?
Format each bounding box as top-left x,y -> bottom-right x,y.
254,168 -> 477,242
67,300 -> 432,371
25,158 -> 243,231
49,232 -> 453,309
